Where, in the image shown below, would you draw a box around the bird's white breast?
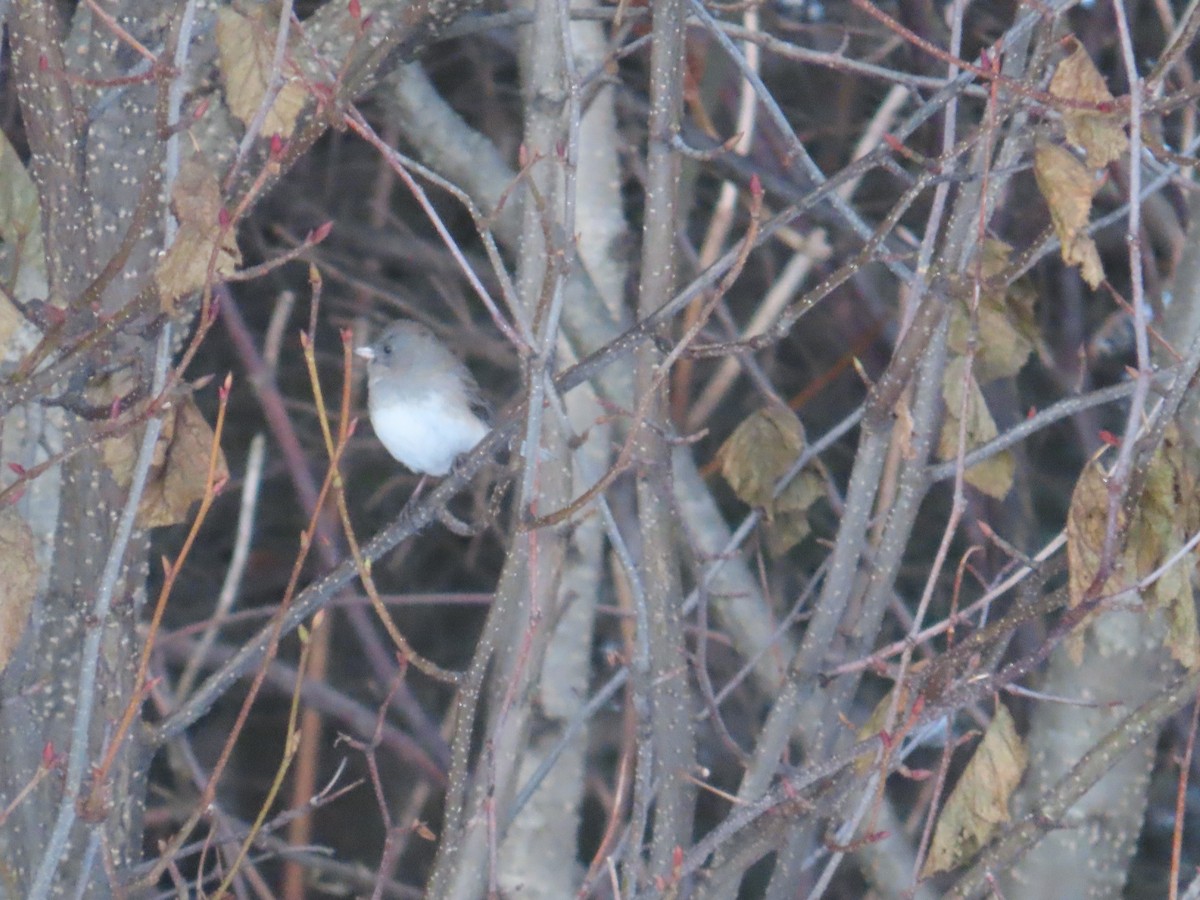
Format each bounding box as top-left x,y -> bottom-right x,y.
367,391 -> 488,476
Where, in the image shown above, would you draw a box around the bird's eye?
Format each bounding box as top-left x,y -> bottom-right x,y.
383,342 -> 392,356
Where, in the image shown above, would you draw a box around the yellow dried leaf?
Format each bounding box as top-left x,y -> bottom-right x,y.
947,241 -> 1039,383
156,154 -> 241,311
1034,141 -> 1104,288
1155,554 -> 1199,669
1129,427 -> 1200,668
1064,428 -> 1200,667
1065,458 -> 1123,607
1049,39 -> 1128,169
765,469 -> 825,556
0,508 -> 37,674
216,4 -> 308,139
156,227 -> 240,312
718,405 -> 805,511
853,665 -> 927,775
921,704 -> 1027,877
718,405 -> 823,552
102,432 -> 137,490
0,131 -> 46,347
1166,588 -> 1200,669
938,358 -> 1013,499
137,396 -> 229,528
171,151 -> 224,224
93,370 -> 142,488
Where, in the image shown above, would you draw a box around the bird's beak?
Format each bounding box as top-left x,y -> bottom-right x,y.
354,346 -> 375,361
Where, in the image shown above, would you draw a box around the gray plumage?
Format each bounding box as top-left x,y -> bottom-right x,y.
355,320 -> 489,476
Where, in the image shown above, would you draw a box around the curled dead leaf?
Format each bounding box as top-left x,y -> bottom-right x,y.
947,241 -> 1039,384
717,405 -> 823,554
0,131 -> 48,341
1064,428 -> 1200,669
0,508 -> 37,674
1065,458 -> 1119,610
853,663 -> 928,775
1049,38 -> 1128,169
137,396 -> 230,529
718,405 -> 804,511
156,154 -> 241,312
1129,427 -> 1200,668
938,357 -> 1014,499
216,4 -> 308,139
1064,455 -> 1124,662
1034,140 -> 1104,289
766,469 -> 824,556
921,703 -> 1027,877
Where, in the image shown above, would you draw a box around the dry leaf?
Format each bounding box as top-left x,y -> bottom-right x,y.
853,664 -> 928,775
156,226 -> 241,312
1064,456 -> 1129,663
216,4 -> 308,139
102,429 -> 139,491
1049,39 -> 1128,169
766,469 -> 825,556
947,241 -> 1039,384
1034,140 -> 1104,289
718,405 -> 822,554
1065,429 -> 1200,672
854,686 -> 905,776
137,396 -> 229,528
0,508 -> 37,674
1128,427 -> 1200,668
921,704 -> 1027,877
156,154 -> 241,312
171,151 -> 224,224
1151,546 -> 1200,669
938,357 -> 1014,499
1064,429 -> 1200,668
94,370 -> 142,489
1065,458 -> 1122,590
718,405 -> 805,511
0,131 -> 47,347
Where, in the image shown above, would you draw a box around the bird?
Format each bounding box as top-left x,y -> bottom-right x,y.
355,319 -> 490,476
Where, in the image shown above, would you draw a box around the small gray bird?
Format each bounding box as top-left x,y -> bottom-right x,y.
355,320 -> 490,476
